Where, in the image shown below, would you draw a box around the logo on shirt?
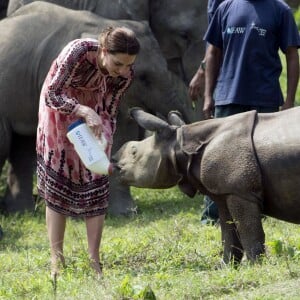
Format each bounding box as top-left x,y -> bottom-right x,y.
226,22 -> 267,37
227,27 -> 245,34
250,22 -> 267,36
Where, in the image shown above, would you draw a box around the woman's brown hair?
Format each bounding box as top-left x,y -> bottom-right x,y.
99,26 -> 140,55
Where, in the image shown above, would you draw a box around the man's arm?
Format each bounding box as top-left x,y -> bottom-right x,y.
203,44 -> 222,119
188,58 -> 206,101
281,46 -> 299,110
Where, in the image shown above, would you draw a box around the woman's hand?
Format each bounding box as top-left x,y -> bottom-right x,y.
75,105 -> 103,137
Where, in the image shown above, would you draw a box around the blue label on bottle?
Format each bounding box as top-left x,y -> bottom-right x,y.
67,119 -> 85,132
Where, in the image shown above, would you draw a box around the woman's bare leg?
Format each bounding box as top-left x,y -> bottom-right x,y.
85,214 -> 105,275
46,206 -> 66,276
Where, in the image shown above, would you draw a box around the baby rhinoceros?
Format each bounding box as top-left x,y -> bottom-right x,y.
112,107 -> 300,264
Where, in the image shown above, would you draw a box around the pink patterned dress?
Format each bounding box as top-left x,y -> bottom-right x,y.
36,38 -> 134,217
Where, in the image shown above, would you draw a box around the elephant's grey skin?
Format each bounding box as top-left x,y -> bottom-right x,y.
112,107 -> 300,263
0,225 -> 3,240
149,0 -> 207,83
284,0 -> 300,8
0,2 -> 200,214
7,0 -> 149,20
0,0 -> 8,19
7,0 -> 207,85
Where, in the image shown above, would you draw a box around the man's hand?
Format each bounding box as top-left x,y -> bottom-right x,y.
188,67 -> 205,101
203,96 -> 214,119
281,100 -> 294,111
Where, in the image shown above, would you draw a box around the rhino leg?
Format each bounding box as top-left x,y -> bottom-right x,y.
4,134 -> 36,212
227,196 -> 265,262
217,200 -> 244,265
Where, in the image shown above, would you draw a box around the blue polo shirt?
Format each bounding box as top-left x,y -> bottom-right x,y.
207,0 -> 224,22
204,0 -> 300,107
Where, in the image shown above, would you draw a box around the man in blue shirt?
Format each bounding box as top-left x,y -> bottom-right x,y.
204,0 -> 299,116
190,0 -> 300,225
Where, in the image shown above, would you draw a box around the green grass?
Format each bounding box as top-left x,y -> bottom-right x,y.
0,71 -> 299,300
1,188 -> 300,299
0,76 -> 299,300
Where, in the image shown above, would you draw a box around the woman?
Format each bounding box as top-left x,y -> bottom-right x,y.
36,26 -> 140,278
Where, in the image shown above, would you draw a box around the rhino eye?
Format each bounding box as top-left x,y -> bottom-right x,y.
131,146 -> 137,157
138,73 -> 151,87
179,30 -> 189,40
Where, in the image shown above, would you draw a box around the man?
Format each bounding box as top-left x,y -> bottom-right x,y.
190,0 -> 300,224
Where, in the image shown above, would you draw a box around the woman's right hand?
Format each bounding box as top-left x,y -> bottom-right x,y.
75,105 -> 103,138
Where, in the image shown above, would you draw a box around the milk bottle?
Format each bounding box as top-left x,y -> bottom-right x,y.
67,119 -> 112,175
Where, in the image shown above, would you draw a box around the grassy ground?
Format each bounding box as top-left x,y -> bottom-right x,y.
1,187 -> 300,299
0,73 -> 299,300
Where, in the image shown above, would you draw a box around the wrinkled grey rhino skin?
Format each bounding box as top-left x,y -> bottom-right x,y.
0,2 -> 200,214
113,107 -> 300,263
7,0 -> 207,83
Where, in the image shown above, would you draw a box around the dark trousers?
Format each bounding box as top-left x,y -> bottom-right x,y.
201,104 -> 279,222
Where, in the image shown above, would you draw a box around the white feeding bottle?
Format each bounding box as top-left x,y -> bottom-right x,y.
67,119 -> 113,175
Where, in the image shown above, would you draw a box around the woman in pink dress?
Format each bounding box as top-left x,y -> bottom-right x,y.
36,26 -> 140,278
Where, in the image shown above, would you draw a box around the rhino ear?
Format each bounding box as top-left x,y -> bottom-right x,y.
129,107 -> 173,135
168,110 -> 186,126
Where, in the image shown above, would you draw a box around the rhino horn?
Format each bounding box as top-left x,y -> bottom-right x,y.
129,107 -> 173,137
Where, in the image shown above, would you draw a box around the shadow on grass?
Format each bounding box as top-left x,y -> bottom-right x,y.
0,187 -> 205,241
105,187 -> 204,228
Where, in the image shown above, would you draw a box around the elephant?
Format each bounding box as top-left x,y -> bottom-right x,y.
6,0 -> 208,84
112,107 -> 300,263
0,1 -> 201,214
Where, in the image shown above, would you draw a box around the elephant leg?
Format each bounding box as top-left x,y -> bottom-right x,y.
217,200 -> 244,265
4,133 -> 36,212
108,175 -> 136,216
0,224 -> 3,240
0,118 -> 12,211
167,57 -> 188,84
227,195 -> 265,263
